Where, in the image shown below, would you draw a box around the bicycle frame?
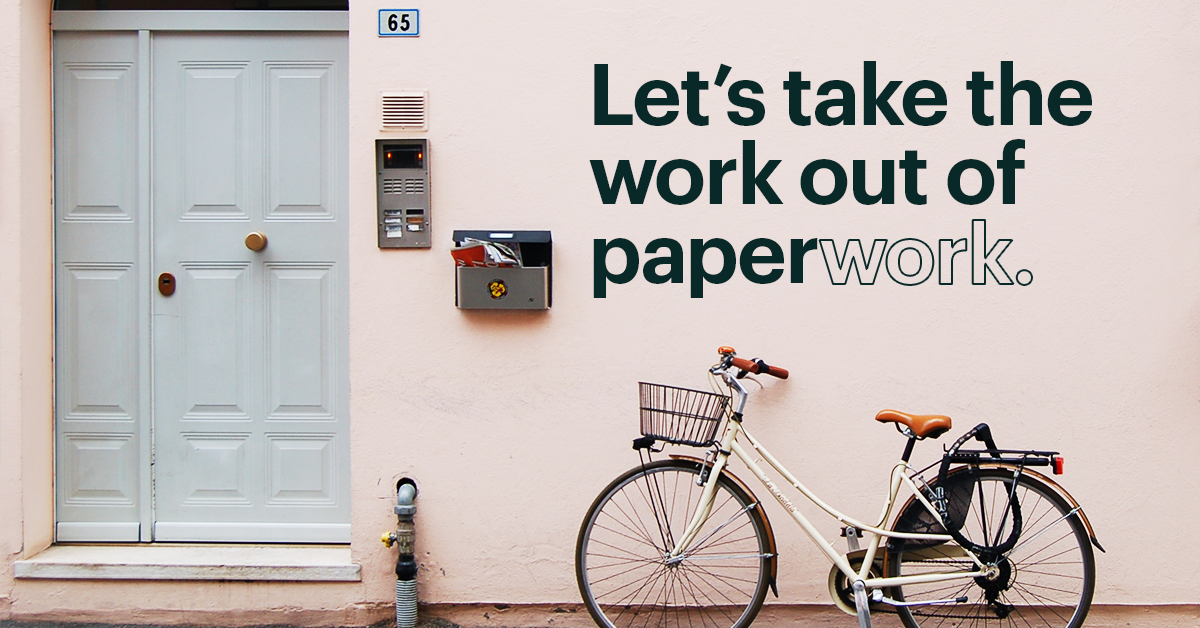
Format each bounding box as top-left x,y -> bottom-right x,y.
667,371 -> 988,593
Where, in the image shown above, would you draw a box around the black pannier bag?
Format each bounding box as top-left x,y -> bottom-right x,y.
888,469 -> 977,551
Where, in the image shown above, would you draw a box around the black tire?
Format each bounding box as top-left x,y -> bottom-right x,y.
576,459 -> 771,628
892,467 -> 1095,628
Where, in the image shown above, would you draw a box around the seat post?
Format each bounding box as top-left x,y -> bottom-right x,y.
901,436 -> 917,462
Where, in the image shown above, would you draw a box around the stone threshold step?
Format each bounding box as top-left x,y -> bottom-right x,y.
14,544 -> 360,581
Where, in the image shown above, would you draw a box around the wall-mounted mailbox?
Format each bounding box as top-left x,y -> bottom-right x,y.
453,230 -> 551,310
376,139 -> 430,248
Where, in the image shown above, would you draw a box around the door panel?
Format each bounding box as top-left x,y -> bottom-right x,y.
54,32 -> 145,542
181,432 -> 252,504
267,434 -> 336,503
267,264 -> 335,416
62,265 -> 139,419
180,64 -> 250,217
60,433 -> 138,505
267,64 -> 335,216
181,264 -> 251,418
151,32 -> 349,542
59,56 -> 138,221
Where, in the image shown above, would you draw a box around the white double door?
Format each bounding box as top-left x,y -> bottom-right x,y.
54,29 -> 350,542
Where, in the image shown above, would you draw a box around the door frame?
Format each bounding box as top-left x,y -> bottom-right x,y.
51,11 -> 348,543
52,11 -> 348,32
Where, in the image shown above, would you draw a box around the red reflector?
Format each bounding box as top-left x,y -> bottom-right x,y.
1053,456 -> 1064,475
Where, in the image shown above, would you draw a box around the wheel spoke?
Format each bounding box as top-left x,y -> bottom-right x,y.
589,559 -> 664,588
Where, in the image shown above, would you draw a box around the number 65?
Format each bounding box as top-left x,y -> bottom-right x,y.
388,13 -> 410,31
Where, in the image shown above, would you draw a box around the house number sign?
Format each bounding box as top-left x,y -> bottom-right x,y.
379,10 -> 419,37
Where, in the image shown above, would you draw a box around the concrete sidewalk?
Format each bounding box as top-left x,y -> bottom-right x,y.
420,604 -> 1200,628
5,605 -> 1200,628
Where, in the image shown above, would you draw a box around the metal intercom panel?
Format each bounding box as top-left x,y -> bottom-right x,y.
376,139 -> 430,248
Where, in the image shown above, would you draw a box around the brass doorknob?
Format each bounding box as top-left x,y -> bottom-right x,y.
245,232 -> 268,251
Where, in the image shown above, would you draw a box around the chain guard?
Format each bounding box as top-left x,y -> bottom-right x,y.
828,551 -> 893,616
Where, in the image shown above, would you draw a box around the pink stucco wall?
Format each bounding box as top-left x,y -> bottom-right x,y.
2,0 -> 1199,622
348,0 -> 1200,606
0,0 -> 55,615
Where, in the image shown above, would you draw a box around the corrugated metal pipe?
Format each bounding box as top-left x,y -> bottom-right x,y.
382,479 -> 419,628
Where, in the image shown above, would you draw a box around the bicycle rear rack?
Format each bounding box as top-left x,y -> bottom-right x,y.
939,422 -> 1061,481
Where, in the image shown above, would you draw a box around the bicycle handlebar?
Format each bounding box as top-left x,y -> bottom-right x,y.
730,356 -> 789,379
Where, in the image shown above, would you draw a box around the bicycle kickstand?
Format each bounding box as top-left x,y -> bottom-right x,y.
852,580 -> 874,628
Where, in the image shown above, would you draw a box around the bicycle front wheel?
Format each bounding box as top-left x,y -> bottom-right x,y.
576,459 -> 771,628
892,467 -> 1095,628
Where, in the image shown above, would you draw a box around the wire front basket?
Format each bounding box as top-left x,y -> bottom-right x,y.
639,382 -> 731,447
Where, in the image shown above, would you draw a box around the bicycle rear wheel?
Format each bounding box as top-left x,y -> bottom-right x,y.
891,467 -> 1095,628
576,459 -> 771,628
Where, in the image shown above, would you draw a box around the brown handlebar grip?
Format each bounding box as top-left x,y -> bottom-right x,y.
730,357 -> 790,379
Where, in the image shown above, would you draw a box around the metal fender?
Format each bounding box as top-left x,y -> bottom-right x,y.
668,454 -> 780,597
977,463 -> 1105,553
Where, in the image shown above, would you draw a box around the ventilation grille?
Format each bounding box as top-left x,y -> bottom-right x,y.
383,178 -> 426,194
382,90 -> 427,129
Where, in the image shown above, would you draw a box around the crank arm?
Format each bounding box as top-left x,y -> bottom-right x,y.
871,590 -> 969,607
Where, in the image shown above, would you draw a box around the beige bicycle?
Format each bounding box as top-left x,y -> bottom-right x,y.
575,347 -> 1101,628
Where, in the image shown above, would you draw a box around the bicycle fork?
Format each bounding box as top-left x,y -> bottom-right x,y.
666,447 -> 733,560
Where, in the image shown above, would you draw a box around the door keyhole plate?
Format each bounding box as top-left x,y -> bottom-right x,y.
158,272 -> 176,296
